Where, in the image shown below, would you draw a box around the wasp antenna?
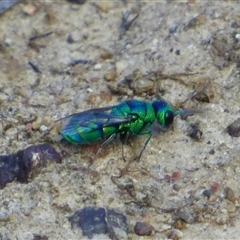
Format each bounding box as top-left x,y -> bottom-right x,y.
174,108 -> 204,117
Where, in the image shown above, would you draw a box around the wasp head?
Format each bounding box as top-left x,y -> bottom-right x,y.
152,100 -> 174,129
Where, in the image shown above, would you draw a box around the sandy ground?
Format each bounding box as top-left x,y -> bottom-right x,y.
0,0 -> 240,239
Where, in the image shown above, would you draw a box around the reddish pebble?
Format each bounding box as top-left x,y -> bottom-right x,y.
25,123 -> 32,131
165,171 -> 180,183
211,182 -> 221,193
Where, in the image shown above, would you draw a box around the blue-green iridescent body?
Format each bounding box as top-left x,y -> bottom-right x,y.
110,100 -> 174,142
60,99 -> 176,158
60,107 -> 131,144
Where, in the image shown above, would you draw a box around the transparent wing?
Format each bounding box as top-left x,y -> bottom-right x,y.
56,105 -> 117,122
60,109 -> 132,135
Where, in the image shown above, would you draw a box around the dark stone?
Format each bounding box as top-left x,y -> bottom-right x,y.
169,25 -> 178,34
187,123 -> 203,141
202,189 -> 213,198
209,149 -> 215,155
224,187 -> 235,201
69,207 -> 108,239
134,221 -> 154,236
33,234 -> 49,240
227,118 -> 240,137
68,0 -> 87,4
0,143 -> 62,189
175,50 -> 180,55
69,207 -> 128,239
106,209 -> 128,239
177,211 -> 195,224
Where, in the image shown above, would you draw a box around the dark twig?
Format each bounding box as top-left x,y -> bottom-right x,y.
119,11 -> 139,40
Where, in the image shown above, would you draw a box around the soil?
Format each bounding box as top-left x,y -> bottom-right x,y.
0,0 -> 240,239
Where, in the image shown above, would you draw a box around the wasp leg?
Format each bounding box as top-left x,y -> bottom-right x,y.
137,130 -> 152,162
120,132 -> 132,161
121,142 -> 125,161
95,133 -> 117,156
121,140 -> 128,162
120,130 -> 152,162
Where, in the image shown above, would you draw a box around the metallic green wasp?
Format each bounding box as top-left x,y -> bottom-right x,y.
59,106 -> 132,144
59,99 -> 195,160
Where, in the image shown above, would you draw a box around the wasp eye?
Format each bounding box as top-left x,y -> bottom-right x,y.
165,110 -> 174,128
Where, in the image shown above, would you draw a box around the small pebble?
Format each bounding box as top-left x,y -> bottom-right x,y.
4,38 -> 13,47
235,33 -> 240,40
22,4 -> 36,15
101,50 -> 113,59
67,34 -> 74,43
223,187 -> 235,201
25,123 -> 33,131
44,9 -> 56,25
177,211 -> 195,223
32,118 -> 42,130
209,149 -> 215,155
106,208 -> 128,239
68,0 -> 86,4
167,229 -> 183,240
172,183 -> 181,192
211,182 -> 221,193
187,123 -> 203,141
134,222 -> 155,236
174,219 -> 185,230
104,70 -> 117,81
0,211 -> 11,222
131,78 -> 154,94
40,125 -> 48,132
109,79 -> 132,95
202,189 -> 213,198
226,118 -> 240,137
216,214 -> 229,225
94,63 -> 102,70
231,21 -> 240,28
175,50 -> 180,55
0,92 -> 9,103
227,202 -> 236,213
169,25 -> 178,34
184,15 -> 206,30
33,234 -> 48,240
